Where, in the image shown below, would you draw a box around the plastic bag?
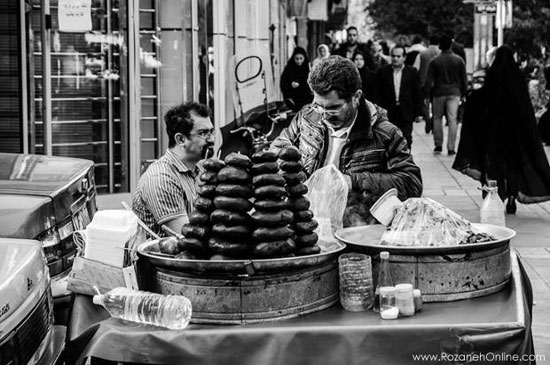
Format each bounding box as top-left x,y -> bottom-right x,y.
380,197 -> 472,247
305,165 -> 349,240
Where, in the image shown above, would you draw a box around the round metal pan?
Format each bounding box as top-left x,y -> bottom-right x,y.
137,239 -> 346,274
335,223 -> 516,255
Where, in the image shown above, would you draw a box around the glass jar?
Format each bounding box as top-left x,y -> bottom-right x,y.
395,283 -> 415,317
379,286 -> 398,320
338,253 -> 374,311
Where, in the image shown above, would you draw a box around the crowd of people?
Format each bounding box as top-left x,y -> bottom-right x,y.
280,27 -> 468,153
132,25 -> 550,236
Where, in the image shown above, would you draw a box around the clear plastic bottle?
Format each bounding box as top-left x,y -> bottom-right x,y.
480,180 -> 505,226
373,251 -> 394,313
93,287 -> 192,330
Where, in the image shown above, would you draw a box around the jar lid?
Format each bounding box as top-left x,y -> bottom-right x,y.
395,283 -> 413,292
380,251 -> 390,260
379,286 -> 395,295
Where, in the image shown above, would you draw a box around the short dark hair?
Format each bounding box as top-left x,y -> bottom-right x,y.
412,34 -> 423,45
308,56 -> 361,100
391,45 -> 407,57
164,102 -> 210,148
346,26 -> 358,34
439,34 -> 452,51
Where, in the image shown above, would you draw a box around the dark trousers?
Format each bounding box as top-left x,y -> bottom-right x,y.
388,105 -> 413,150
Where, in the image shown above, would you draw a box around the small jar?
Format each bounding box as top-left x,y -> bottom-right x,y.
395,283 -> 415,317
413,289 -> 423,312
379,286 -> 398,320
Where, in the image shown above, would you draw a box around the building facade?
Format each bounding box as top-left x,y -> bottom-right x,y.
0,0 -> 345,194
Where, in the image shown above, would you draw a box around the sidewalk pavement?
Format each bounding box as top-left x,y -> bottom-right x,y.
97,122 -> 550,358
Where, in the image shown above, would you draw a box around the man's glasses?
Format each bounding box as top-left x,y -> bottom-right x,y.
191,129 -> 215,139
310,101 -> 349,117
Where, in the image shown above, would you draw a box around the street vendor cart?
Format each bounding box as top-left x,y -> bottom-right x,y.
66,252 -> 534,364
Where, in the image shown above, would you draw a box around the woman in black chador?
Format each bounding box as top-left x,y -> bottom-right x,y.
353,50 -> 377,102
280,47 -> 313,111
453,45 -> 550,213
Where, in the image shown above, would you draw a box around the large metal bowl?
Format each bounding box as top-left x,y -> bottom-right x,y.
334,223 -> 517,302
137,238 -> 346,275
335,223 -> 516,254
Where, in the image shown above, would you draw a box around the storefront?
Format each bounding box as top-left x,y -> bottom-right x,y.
0,0 -> 299,194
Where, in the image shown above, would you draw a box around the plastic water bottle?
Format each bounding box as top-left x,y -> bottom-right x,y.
93,287 -> 192,330
480,180 -> 505,226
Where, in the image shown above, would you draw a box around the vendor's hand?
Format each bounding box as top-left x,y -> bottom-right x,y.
343,174 -> 352,191
291,81 -> 300,88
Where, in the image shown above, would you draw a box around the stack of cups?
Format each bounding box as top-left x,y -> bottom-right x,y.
338,253 -> 374,311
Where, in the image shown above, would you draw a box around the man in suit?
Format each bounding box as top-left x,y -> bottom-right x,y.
375,45 -> 422,149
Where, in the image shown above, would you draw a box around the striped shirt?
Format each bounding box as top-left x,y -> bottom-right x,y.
132,149 -> 201,236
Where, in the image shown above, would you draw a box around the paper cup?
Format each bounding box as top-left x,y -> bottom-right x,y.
369,188 -> 403,226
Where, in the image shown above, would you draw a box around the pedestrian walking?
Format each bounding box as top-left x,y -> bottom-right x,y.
312,44 -> 331,68
405,35 -> 426,70
375,46 -> 422,149
353,50 -> 377,102
280,47 -> 313,111
426,34 -> 467,155
371,41 -> 390,71
453,45 -> 550,213
418,34 -> 440,134
537,66 -> 550,145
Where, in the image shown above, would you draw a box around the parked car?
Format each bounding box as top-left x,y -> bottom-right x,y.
0,153 -> 97,324
0,238 -> 65,364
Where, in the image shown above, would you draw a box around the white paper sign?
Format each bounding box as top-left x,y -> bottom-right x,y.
58,0 -> 92,33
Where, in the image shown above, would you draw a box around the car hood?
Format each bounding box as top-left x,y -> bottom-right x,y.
0,195 -> 54,238
0,153 -> 93,196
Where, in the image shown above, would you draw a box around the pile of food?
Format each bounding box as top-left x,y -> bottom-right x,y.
160,147 -> 320,259
380,198 -> 496,247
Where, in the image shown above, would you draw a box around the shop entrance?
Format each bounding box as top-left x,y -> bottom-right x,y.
26,0 -> 166,194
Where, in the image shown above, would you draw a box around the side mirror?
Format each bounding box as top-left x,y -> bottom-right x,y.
235,56 -> 263,84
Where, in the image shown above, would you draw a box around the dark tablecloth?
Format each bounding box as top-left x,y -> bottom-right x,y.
66,253 -> 535,365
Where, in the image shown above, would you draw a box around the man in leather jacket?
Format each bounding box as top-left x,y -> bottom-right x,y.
272,56 -> 423,226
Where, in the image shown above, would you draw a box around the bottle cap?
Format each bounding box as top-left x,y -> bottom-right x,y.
379,286 -> 395,295
413,289 -> 422,297
92,295 -> 101,305
380,251 -> 390,260
395,283 -> 413,292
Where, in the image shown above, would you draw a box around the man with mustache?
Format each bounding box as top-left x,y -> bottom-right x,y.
133,102 -> 214,236
272,56 -> 423,226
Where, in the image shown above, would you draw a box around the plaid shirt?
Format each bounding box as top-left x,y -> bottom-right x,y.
132,149 -> 200,236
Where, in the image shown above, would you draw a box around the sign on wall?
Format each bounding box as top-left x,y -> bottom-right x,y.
58,0 -> 92,33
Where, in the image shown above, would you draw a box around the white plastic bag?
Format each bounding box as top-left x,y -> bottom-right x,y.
305,165 -> 349,239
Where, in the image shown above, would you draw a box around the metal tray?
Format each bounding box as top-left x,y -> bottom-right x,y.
335,223 -> 516,255
137,239 -> 346,275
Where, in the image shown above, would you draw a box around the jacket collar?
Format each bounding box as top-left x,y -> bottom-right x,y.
348,97 -> 375,142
